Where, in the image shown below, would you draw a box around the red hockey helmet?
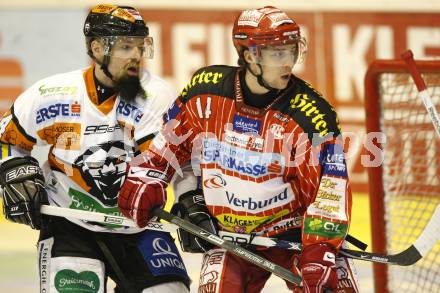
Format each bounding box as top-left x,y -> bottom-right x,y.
232,6 -> 307,64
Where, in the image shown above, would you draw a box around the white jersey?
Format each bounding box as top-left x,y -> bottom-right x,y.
0,66 -> 176,233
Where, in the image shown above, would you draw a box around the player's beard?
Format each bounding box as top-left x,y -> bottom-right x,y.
115,75 -> 146,103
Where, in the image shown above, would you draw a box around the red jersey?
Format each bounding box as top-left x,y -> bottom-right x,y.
150,65 -> 352,250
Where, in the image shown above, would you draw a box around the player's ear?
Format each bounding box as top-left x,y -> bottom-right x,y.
243,49 -> 261,74
90,39 -> 104,60
243,49 -> 256,64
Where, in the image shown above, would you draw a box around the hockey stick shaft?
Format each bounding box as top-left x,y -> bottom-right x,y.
151,207 -> 302,285
341,204 -> 440,265
40,204 -> 301,250
40,205 -> 369,251
40,206 -> 301,284
42,204 -> 437,265
41,205 -> 302,284
401,50 -> 440,138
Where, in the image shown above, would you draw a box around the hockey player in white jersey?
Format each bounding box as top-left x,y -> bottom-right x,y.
0,4 -> 189,292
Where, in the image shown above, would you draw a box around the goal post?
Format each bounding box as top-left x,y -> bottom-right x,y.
364,58 -> 440,292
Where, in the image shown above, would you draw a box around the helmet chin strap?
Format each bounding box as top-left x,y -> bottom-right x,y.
95,57 -> 114,81
246,63 -> 279,92
88,38 -> 115,82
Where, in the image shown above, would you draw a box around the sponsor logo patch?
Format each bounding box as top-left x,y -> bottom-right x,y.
304,218 -> 348,239
116,100 -> 143,123
36,102 -> 81,124
203,173 -> 227,189
139,231 -> 189,280
180,70 -> 223,97
268,123 -> 285,139
6,165 -> 41,181
219,209 -> 289,234
273,112 -> 289,123
39,122 -> 82,150
290,93 -> 331,137
233,114 -> 261,134
225,188 -> 289,211
84,124 -> 121,135
237,9 -> 264,27
38,85 -> 78,97
202,138 -> 283,178
54,270 -> 100,292
260,216 -> 303,234
67,188 -> 124,228
224,129 -> 264,150
322,144 -> 347,177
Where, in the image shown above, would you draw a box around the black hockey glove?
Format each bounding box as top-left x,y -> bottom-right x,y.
171,190 -> 218,253
0,156 -> 48,230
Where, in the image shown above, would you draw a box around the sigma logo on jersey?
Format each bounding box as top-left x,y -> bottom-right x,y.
224,129 -> 264,150
38,85 -> 78,97
202,138 -> 284,178
84,124 -> 122,135
203,173 -> 227,189
116,100 -> 143,123
321,144 -> 347,177
36,102 -> 81,124
233,115 -> 261,134
6,165 -> 41,182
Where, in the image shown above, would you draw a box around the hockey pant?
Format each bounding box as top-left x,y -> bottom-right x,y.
197,246 -> 360,293
37,217 -> 190,292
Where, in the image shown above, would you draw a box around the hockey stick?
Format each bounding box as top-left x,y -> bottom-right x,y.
401,50 -> 440,138
342,204 -> 440,265
40,205 -> 367,251
41,204 -> 439,265
40,206 -> 301,284
150,207 -> 302,285
40,204 -> 301,250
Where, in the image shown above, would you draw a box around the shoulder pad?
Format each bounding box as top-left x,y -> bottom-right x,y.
179,65 -> 237,102
286,77 -> 341,141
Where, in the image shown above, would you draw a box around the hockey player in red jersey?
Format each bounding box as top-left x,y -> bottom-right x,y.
119,6 -> 359,293
0,4 -> 190,292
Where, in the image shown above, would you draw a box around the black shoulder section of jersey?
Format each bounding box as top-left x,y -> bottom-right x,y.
178,65 -> 238,104
274,75 -> 341,143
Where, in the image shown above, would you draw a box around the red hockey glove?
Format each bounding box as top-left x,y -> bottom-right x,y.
299,244 -> 338,293
118,163 -> 169,228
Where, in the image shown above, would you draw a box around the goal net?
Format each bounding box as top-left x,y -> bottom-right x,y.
364,59 -> 440,293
